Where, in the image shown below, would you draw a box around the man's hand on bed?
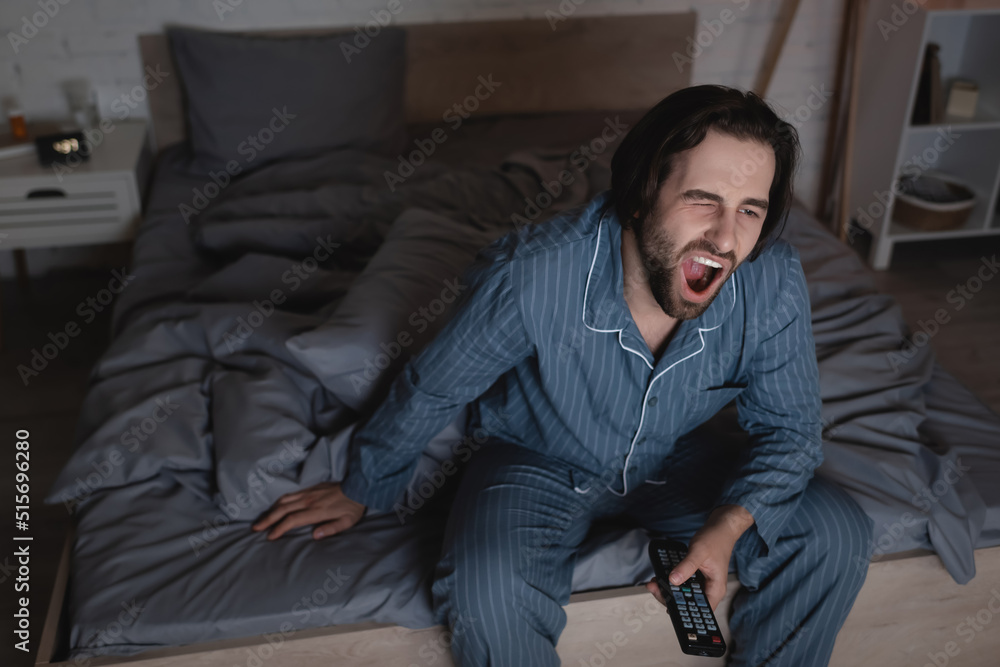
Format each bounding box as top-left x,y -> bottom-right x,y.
252,483 -> 366,541
644,504 -> 754,612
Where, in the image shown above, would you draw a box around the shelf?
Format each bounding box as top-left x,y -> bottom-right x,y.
888,220 -> 1000,242
852,5 -> 1000,269
908,117 -> 1000,133
887,179 -> 994,239
923,12 -> 1000,129
888,129 -> 1000,239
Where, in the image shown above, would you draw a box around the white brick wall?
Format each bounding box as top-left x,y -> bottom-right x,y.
0,0 -> 844,276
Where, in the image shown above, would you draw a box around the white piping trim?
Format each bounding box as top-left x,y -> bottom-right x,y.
581,211 -> 617,333
578,211 -> 739,497
611,332 -> 707,497
583,214 -> 653,370
640,275 -> 738,489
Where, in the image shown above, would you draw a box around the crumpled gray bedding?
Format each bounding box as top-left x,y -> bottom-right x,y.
45,131 -> 1000,659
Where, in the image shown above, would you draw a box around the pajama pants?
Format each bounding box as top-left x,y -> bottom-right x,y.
430,442 -> 875,667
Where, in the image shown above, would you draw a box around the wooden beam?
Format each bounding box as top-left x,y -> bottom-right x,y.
838,0 -> 869,242
753,0 -> 802,97
816,0 -> 861,228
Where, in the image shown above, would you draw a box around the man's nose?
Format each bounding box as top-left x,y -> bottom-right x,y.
705,208 -> 738,255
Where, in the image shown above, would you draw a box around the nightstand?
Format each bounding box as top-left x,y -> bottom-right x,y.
0,120 -> 152,348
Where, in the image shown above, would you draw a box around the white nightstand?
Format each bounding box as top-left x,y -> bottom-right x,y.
0,120 -> 151,348
0,121 -> 151,250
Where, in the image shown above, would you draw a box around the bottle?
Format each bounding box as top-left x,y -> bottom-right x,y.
65,79 -> 99,130
6,98 -> 28,141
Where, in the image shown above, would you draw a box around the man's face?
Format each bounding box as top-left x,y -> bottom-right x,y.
632,128 -> 776,320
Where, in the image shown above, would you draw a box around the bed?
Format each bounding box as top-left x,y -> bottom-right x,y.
38,13 -> 1000,667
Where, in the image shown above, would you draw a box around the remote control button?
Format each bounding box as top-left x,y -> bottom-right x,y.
669,585 -> 680,591
707,625 -> 717,631
673,593 -> 686,605
683,622 -> 693,629
687,633 -> 697,641
712,636 -> 722,644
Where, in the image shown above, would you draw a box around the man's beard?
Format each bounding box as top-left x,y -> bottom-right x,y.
632,213 -> 738,321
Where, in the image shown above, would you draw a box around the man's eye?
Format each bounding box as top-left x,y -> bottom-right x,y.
740,208 -> 759,218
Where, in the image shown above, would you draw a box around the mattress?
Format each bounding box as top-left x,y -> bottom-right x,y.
45,111 -> 1000,659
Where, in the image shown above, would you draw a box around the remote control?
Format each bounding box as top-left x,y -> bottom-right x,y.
648,538 -> 726,657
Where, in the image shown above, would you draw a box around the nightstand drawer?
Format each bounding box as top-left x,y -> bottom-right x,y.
0,177 -> 139,248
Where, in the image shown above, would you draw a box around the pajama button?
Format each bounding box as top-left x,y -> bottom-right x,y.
647,396 -> 658,406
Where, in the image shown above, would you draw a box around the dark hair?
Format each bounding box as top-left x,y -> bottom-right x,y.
608,85 -> 800,261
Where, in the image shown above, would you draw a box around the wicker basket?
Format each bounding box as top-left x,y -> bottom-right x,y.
892,172 -> 976,231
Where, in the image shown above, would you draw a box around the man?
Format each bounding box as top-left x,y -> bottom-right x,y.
253,85 -> 875,666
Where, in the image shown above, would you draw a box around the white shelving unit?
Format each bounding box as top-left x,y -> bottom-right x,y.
848,2 -> 1000,270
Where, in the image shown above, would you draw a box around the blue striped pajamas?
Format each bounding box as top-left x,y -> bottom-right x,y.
340,191 -> 875,665
430,442 -> 873,666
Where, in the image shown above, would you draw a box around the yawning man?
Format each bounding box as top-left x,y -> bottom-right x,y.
254,84 -> 875,667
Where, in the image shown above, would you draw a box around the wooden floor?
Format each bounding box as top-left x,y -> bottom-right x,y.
863,234 -> 1000,413
0,232 -> 997,667
0,263 -> 122,667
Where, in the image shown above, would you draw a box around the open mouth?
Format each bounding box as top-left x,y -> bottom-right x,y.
680,255 -> 725,302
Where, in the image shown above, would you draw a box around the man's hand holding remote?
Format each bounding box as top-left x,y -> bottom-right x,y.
646,504 -> 754,611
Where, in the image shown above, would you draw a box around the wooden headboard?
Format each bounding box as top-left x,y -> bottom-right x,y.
140,12 -> 695,152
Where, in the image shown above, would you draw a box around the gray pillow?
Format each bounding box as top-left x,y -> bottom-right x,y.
286,208 -> 511,413
167,26 -> 407,173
